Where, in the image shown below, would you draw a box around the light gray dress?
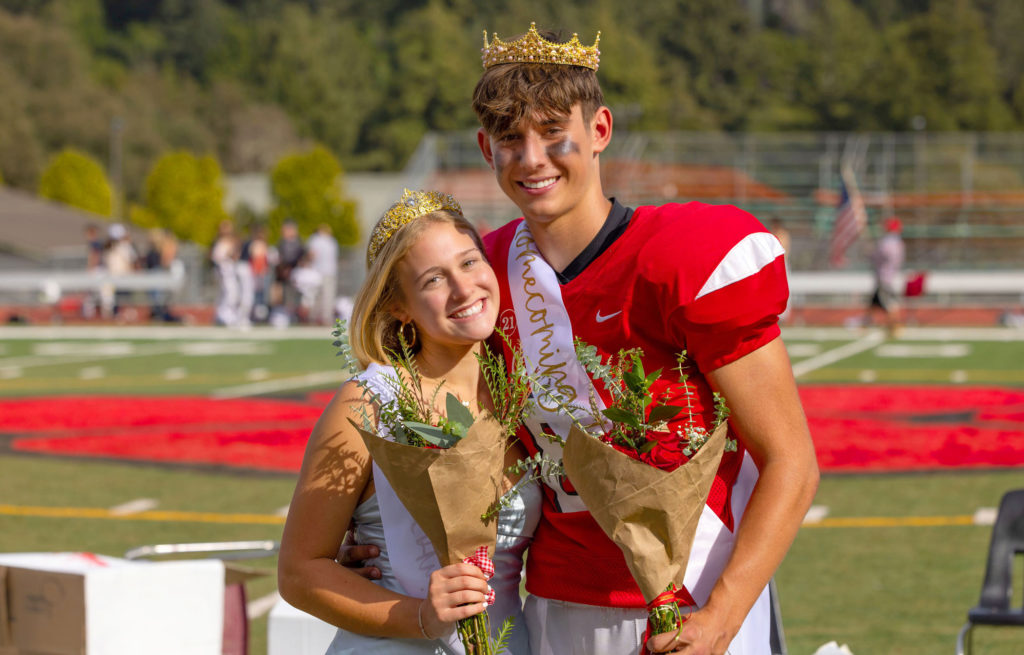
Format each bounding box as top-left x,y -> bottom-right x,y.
324,457 -> 541,655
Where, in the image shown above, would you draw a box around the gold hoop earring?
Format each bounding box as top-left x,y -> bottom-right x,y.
400,321 -> 418,348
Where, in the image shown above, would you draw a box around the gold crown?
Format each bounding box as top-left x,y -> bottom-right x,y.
367,189 -> 463,267
482,22 -> 600,70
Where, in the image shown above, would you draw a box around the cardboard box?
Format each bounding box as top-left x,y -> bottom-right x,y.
267,598 -> 337,655
0,552 -> 224,655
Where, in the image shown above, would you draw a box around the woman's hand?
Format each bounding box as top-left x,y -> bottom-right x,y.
418,562 -> 491,639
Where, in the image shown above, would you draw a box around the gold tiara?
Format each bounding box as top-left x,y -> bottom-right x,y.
482,22 -> 600,70
367,189 -> 463,267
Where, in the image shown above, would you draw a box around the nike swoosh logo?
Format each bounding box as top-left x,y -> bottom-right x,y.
595,310 -> 622,323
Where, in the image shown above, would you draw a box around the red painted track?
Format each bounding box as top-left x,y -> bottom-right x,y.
2,386 -> 1023,473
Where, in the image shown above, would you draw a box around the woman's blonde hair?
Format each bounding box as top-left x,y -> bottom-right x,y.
349,209 -> 484,367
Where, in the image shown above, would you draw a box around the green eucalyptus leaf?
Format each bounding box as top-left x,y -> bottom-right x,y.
404,421 -> 461,448
445,392 -> 475,431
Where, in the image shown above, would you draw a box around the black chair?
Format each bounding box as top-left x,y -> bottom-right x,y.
956,489 -> 1024,654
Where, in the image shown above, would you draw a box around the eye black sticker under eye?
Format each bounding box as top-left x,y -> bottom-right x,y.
493,148 -> 515,170
547,139 -> 579,158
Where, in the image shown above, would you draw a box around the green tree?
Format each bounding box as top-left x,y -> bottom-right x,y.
269,145 -> 359,246
798,0 -> 886,129
38,148 -> 113,215
250,4 -> 379,161
132,151 -> 228,245
632,0 -> 761,130
880,0 -> 1013,130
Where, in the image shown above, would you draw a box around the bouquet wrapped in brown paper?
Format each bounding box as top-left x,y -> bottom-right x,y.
559,341 -> 734,652
336,323 -> 533,655
355,412 -> 509,655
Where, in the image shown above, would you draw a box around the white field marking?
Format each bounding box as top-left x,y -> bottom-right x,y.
0,366 -> 22,379
109,498 -> 160,516
858,370 -> 878,382
78,366 -> 105,380
274,505 -> 290,518
973,507 -> 998,526
951,370 -> 969,383
786,343 -> 823,358
803,505 -> 830,524
211,370 -> 350,399
178,342 -> 273,356
246,368 -> 271,381
163,367 -> 187,381
783,326 -> 1024,342
34,341 -> 136,356
874,343 -> 971,358
247,591 -> 282,619
0,342 -> 180,370
791,331 -> 886,378
0,325 -> 332,340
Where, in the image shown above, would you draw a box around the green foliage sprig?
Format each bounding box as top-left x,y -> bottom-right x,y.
333,321 -> 533,449
573,339 -> 736,457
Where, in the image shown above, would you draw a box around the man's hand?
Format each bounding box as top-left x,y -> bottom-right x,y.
336,530 -> 381,579
645,607 -> 731,655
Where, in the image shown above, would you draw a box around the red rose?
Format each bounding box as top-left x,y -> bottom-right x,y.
641,431 -> 685,471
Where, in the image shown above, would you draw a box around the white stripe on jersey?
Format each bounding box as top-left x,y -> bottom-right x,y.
696,232 -> 785,300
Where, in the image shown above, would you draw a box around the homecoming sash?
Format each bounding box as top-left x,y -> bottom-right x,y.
506,222 -> 607,513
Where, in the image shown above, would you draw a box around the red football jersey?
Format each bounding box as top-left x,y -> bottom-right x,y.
485,201 -> 788,607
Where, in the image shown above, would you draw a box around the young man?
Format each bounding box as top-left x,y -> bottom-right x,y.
473,24 -> 819,655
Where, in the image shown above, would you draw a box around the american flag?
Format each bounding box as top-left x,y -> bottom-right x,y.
829,168 -> 867,268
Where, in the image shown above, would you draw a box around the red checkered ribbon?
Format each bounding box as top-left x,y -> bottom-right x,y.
462,546 -> 496,606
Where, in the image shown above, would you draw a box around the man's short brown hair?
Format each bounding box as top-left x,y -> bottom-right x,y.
472,46 -> 605,137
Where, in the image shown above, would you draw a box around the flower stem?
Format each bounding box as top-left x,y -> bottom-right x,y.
457,611 -> 493,655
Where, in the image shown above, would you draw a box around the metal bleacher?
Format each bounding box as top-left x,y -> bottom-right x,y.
416,129 -> 1024,275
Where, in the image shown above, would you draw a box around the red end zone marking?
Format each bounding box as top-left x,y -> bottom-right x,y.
2,386 -> 1023,473
800,385 -> 1024,472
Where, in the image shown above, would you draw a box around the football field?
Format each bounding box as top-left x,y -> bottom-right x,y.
1,325 -> 1023,654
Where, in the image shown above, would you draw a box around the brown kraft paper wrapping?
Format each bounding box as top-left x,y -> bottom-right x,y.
357,413 -> 507,566
562,421 -> 728,603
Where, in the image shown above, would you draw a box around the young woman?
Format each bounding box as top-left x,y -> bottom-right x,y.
278,189 -> 539,655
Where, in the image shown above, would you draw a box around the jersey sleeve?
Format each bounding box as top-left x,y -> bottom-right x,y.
660,205 -> 789,372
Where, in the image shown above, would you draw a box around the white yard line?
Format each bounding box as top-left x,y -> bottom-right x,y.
163,367 -> 187,380
0,326 -> 332,340
0,343 -> 181,370
874,343 -> 971,358
78,366 -> 106,380
973,507 -> 998,526
803,505 -> 830,524
274,505 -> 291,518
211,371 -> 350,399
791,331 -> 886,378
247,591 -> 282,619
109,498 -> 160,516
783,326 -> 1024,342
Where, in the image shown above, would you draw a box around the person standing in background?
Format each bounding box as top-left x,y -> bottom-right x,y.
306,223 -> 339,325
84,223 -> 104,271
104,223 -> 138,318
238,224 -> 272,327
274,220 -> 305,324
210,220 -> 240,327
867,215 -> 905,336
